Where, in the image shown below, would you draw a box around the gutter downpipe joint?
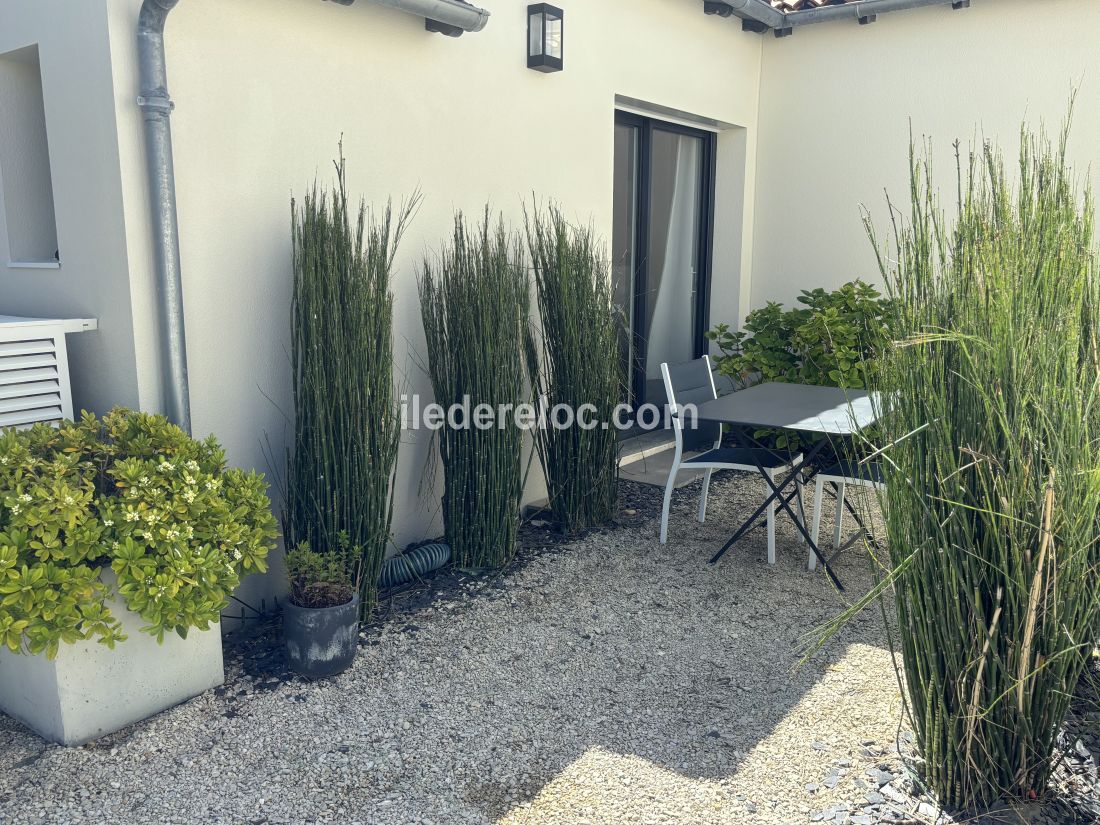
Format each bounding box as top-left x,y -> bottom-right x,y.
137,0 -> 192,434
704,0 -> 787,30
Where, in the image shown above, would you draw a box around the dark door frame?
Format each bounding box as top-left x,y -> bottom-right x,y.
614,110 -> 717,407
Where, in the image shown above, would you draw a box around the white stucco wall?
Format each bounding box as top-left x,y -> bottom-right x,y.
0,1 -> 142,414
7,0 -> 1098,606
103,0 -> 764,555
751,0 -> 1100,312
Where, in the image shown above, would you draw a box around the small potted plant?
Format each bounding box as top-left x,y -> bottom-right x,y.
282,536 -> 361,679
0,409 -> 278,745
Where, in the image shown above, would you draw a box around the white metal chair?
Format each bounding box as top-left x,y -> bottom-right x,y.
808,460 -> 884,571
659,356 -> 803,564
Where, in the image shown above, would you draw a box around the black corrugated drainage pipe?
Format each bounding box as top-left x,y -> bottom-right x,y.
135,0 -> 491,435
378,542 -> 452,590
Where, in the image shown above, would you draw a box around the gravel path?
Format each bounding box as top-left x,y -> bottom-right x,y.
0,472 -> 1094,824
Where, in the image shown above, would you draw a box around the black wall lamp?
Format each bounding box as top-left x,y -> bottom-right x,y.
527,4 -> 563,73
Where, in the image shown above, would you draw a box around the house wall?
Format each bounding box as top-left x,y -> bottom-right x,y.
751,0 -> 1100,312
0,1 -> 142,415
100,0 -> 764,592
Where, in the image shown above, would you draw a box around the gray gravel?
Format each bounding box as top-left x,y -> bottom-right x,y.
0,472 -> 1094,824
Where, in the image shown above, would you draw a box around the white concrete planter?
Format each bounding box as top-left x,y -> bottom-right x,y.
0,575 -> 225,746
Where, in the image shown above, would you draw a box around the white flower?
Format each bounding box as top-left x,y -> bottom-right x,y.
159,462 -> 175,472
183,490 -> 196,504
125,511 -> 140,522
103,519 -> 114,527
186,460 -> 200,472
19,493 -> 31,503
63,495 -> 75,506
139,476 -> 150,486
233,549 -> 242,561
10,505 -> 20,515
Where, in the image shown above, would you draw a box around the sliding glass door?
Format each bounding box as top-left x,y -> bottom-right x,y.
613,112 -> 715,407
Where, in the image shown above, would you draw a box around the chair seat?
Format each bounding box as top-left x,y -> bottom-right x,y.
683,447 -> 794,470
819,460 -> 884,486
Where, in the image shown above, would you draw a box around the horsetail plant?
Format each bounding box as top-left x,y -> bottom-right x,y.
525,203 -> 624,533
419,210 -> 530,569
865,116 -> 1100,809
287,149 -> 418,618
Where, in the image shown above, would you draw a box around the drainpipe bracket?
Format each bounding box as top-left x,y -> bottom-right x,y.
425,18 -> 464,36
137,93 -> 176,114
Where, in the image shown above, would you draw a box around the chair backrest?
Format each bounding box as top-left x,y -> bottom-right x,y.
660,356 -> 721,448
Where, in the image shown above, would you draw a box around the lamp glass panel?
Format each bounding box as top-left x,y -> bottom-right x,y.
529,13 -> 544,57
546,15 -> 563,59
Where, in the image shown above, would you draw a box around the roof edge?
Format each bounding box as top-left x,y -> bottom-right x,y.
704,0 -> 970,37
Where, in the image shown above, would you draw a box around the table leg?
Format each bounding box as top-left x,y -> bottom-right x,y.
709,437 -> 845,591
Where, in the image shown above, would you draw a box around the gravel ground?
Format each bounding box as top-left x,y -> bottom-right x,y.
0,472 -> 1096,824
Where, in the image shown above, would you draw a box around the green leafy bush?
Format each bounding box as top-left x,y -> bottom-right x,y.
0,409 -> 278,658
706,280 -> 892,389
284,538 -> 360,609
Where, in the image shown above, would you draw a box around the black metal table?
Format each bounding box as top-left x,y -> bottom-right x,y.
693,383 -> 882,591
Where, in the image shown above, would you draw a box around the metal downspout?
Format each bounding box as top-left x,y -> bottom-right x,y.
137,0 -> 191,434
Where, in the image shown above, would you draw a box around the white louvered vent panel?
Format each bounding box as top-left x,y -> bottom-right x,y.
0,317 -> 96,431
0,335 -> 63,427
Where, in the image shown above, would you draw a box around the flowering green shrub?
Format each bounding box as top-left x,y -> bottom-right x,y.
0,409 -> 278,658
706,280 -> 892,389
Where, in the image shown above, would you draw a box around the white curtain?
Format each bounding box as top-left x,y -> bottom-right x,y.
646,134 -> 700,380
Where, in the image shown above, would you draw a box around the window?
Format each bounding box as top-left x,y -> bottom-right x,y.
0,45 -> 59,266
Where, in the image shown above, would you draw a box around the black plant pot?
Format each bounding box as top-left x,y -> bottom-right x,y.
282,594 -> 360,679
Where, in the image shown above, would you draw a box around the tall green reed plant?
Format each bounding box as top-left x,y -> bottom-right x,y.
866,119 -> 1100,808
287,151 -> 417,617
525,204 -> 624,534
419,210 -> 530,569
